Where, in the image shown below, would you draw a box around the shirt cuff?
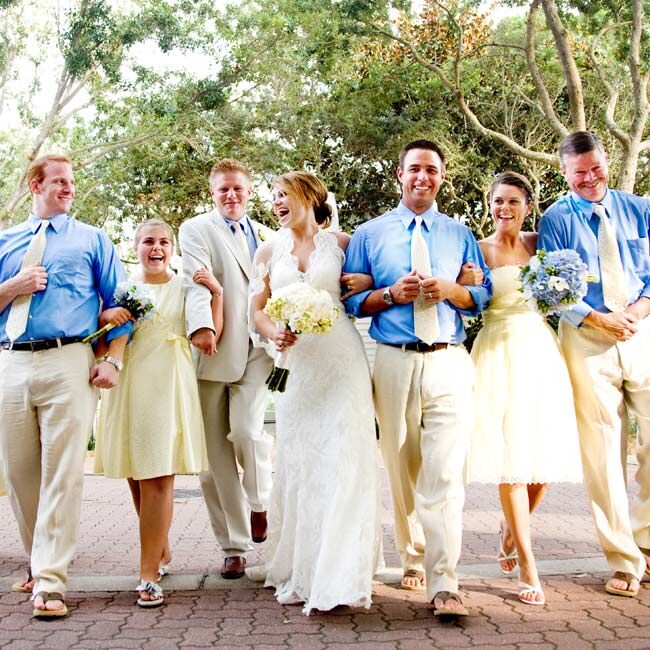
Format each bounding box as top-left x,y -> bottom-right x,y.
105,321 -> 133,342
562,300 -> 592,328
343,289 -> 372,317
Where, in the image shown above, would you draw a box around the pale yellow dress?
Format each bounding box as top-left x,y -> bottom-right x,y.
467,265 -> 582,484
94,274 -> 208,480
0,465 -> 6,497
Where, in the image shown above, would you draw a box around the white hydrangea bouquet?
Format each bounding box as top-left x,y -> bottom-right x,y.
263,282 -> 340,392
519,249 -> 588,316
82,280 -> 156,344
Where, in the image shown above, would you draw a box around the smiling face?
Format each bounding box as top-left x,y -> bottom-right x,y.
135,224 -> 174,276
490,183 -> 531,236
272,183 -> 309,229
210,171 -> 253,222
30,161 -> 75,218
561,148 -> 609,203
397,148 -> 445,214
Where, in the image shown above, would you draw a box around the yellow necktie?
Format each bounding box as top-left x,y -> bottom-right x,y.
6,220 -> 49,341
593,204 -> 628,312
411,215 -> 439,344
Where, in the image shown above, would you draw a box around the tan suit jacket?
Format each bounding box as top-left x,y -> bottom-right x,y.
179,210 -> 273,382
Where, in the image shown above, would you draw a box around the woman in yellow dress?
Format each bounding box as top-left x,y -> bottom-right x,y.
463,172 -> 582,606
95,220 -> 219,608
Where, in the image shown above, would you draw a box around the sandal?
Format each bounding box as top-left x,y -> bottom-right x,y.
136,580 -> 164,608
400,569 -> 426,591
32,591 -> 68,618
157,564 -> 170,581
497,522 -> 518,575
518,581 -> 545,606
605,571 -> 640,598
432,591 -> 468,617
12,569 -> 34,593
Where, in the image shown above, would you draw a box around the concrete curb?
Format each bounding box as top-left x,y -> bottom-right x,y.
0,557 -> 611,594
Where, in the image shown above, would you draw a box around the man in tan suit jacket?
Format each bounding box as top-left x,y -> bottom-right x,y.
179,159 -> 274,579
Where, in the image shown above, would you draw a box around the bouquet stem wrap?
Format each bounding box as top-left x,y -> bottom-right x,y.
263,282 -> 340,393
266,349 -> 290,392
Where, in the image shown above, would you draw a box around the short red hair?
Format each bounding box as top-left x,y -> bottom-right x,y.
27,154 -> 73,187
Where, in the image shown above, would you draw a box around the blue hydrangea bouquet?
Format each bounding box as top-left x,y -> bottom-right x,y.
82,280 -> 155,344
519,249 -> 588,316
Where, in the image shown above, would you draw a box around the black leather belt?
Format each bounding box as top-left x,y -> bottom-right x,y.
385,342 -> 449,353
0,336 -> 84,352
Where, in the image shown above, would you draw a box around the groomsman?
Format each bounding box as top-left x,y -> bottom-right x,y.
0,154 -> 130,617
343,139 -> 491,616
539,131 -> 650,597
179,159 -> 274,580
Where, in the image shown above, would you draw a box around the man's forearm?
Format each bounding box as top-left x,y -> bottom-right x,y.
0,277 -> 19,313
447,284 -> 475,311
360,288 -> 392,316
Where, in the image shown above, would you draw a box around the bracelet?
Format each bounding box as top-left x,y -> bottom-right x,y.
100,355 -> 123,372
212,287 -> 223,297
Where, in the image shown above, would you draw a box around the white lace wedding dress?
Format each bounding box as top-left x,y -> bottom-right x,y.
249,228 -> 379,615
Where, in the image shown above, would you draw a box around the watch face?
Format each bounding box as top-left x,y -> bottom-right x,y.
383,288 -> 392,304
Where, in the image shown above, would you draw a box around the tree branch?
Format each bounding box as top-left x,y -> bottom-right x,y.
541,0 -> 585,130
525,0 -> 568,137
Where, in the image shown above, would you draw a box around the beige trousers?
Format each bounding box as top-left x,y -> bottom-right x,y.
560,318 -> 650,579
199,343 -> 273,556
0,343 -> 98,594
374,343 -> 474,598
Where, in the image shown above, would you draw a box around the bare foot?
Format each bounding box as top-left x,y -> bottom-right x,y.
606,572 -> 640,596
432,591 -> 468,616
33,593 -> 65,613
400,569 -> 426,591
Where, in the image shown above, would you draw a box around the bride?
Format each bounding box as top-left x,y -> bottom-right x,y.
249,171 -> 380,615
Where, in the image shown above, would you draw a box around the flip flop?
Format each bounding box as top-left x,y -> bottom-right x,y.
12,569 -> 33,593
497,523 -> 518,575
605,572 -> 640,597
136,580 -> 164,608
32,591 -> 68,618
518,581 -> 545,606
157,563 -> 170,581
400,569 -> 426,591
432,591 -> 468,617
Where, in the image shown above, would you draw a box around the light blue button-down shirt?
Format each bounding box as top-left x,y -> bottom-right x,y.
223,215 -> 257,260
343,202 -> 492,345
0,213 -> 132,342
538,189 -> 650,327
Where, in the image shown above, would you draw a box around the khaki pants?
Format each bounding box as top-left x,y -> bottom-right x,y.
199,344 -> 273,556
0,343 -> 98,594
560,318 -> 650,579
374,343 -> 474,599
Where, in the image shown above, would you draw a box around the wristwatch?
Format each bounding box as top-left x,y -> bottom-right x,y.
382,286 -> 394,305
101,355 -> 123,372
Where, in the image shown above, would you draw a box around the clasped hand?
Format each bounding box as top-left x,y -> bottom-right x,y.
13,264 -> 47,296
391,269 -> 454,305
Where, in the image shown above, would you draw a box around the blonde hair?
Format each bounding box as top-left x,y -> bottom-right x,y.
275,171 -> 332,227
28,154 -> 73,186
134,220 -> 174,245
209,158 -> 252,185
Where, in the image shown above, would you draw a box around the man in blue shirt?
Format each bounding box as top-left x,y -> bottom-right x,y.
0,154 -> 130,618
344,139 -> 491,616
539,131 -> 650,598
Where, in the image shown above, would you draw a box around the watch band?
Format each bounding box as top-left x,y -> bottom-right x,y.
101,355 -> 123,372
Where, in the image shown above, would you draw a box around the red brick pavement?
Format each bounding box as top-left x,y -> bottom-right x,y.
1,468 -> 648,648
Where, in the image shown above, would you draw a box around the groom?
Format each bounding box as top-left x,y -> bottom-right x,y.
343,139 -> 491,616
179,159 -> 274,579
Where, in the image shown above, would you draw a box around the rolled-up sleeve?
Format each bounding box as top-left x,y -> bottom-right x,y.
458,231 -> 492,316
342,228 -> 372,317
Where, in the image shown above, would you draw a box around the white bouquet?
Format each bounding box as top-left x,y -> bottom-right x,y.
263,282 -> 340,392
82,280 -> 156,344
519,249 -> 588,316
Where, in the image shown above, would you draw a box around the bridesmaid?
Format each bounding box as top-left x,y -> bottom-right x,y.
462,172 -> 582,605
94,220 -> 217,607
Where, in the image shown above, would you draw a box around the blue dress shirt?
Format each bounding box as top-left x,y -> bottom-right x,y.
538,189 -> 650,327
343,202 -> 492,345
0,213 -> 132,342
223,215 -> 257,260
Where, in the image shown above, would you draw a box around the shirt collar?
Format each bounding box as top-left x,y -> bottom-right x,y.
396,201 -> 439,230
569,188 -> 613,218
223,214 -> 250,235
27,212 -> 67,233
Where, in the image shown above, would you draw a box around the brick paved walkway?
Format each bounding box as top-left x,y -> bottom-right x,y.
0,463 -> 648,649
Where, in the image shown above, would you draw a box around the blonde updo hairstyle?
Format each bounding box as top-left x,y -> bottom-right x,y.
275,171 -> 332,228
134,219 -> 175,247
